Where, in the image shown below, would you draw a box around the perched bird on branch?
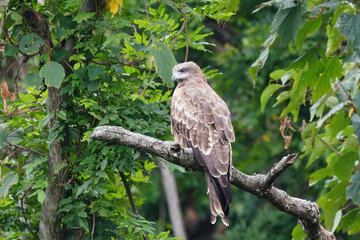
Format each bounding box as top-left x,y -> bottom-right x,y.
171,61 -> 235,226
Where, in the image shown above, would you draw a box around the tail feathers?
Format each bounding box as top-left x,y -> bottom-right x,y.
185,140 -> 232,226
205,170 -> 232,226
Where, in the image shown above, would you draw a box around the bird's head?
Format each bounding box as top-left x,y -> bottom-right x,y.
172,61 -> 206,84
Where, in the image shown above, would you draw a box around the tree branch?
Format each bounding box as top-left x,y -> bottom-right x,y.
260,154 -> 298,191
119,171 -> 138,215
90,126 -> 336,240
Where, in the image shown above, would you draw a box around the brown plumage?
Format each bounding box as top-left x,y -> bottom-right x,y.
170,61 -> 235,226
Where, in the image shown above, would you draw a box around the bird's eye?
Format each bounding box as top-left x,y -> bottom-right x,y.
179,69 -> 185,73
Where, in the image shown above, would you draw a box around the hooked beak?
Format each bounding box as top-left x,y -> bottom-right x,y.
172,74 -> 177,83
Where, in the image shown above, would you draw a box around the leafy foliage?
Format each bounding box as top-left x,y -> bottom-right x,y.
254,0 -> 360,237
2,0 -> 359,239
0,0 -> 239,239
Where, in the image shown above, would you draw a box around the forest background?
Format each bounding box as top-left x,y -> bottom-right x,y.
0,0 -> 360,239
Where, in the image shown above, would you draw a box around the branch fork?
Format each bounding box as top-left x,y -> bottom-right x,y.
90,126 -> 336,240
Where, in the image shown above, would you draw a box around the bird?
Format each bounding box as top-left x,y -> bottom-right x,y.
170,61 -> 235,226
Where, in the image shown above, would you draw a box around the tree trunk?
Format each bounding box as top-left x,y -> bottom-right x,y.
159,161 -> 187,238
39,87 -> 69,239
37,1 -> 97,238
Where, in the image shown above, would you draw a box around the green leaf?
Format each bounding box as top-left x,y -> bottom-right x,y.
327,111 -> 350,139
250,33 -> 278,82
308,0 -> 340,18
54,49 -> 69,62
301,122 -> 316,139
316,103 -> 344,128
0,165 -> 12,179
10,12 -> 22,21
346,170 -> 360,204
24,72 -> 42,89
76,179 -> 92,198
111,64 -> 124,75
88,65 -> 105,81
73,12 -> 95,23
39,61 -> 65,88
336,13 -> 360,46
0,127 -> 6,147
279,74 -> 307,121
88,79 -> 101,91
353,91 -> 360,112
149,38 -> 177,87
0,172 -> 18,197
310,95 -> 326,122
338,209 -> 360,235
319,182 -> 347,230
4,45 -> 18,56
167,161 -> 186,173
312,57 -> 342,102
55,162 -> 68,174
309,167 -> 332,185
101,159 -> 107,170
269,69 -> 287,80
326,25 -> 342,55
260,84 -> 282,113
38,112 -> 54,130
326,96 -> 339,108
331,210 -> 342,233
272,3 -> 304,44
273,90 -> 291,107
291,224 -> 307,240
333,152 -> 357,182
37,190 -> 45,204
19,33 -> 45,55
351,114 -> 360,144
296,18 -> 322,50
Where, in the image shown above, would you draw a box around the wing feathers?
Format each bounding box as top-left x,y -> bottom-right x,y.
214,143 -> 230,165
200,152 -> 221,178
171,73 -> 235,226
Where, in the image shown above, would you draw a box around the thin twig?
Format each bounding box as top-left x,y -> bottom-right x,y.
2,146 -> 20,161
316,134 -> 341,157
91,212 -> 97,240
20,183 -> 36,236
170,17 -> 187,50
337,80 -> 352,102
184,14 -> 189,62
7,142 -> 43,156
340,137 -> 360,147
144,0 -> 153,37
57,173 -> 75,186
2,58 -> 19,81
19,152 -> 31,174
13,106 -> 45,115
14,56 -> 27,97
119,170 -> 138,214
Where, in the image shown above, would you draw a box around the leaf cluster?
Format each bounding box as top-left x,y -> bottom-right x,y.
254,0 -> 360,237
0,0 -> 239,239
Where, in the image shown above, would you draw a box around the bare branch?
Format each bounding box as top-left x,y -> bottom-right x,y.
7,142 -> 43,156
260,153 -> 298,191
90,126 -> 336,240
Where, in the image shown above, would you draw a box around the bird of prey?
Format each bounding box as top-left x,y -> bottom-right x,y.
170,61 -> 235,226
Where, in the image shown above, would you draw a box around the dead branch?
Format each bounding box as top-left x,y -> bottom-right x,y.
90,126 -> 336,240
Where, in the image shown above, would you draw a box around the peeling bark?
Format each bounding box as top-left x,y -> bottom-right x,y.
90,126 -> 336,240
